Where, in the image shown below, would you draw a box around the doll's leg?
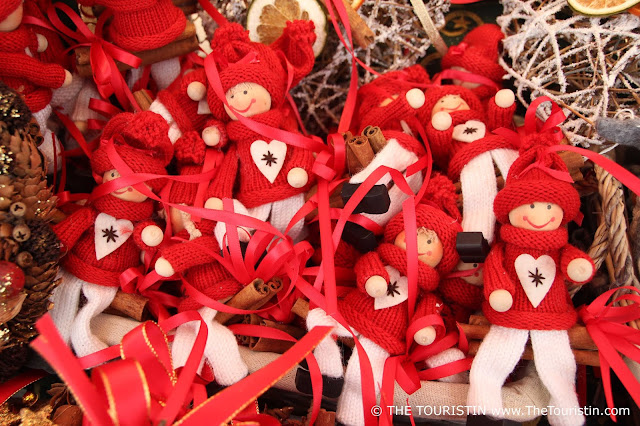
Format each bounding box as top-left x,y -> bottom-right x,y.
51,74 -> 84,115
151,58 -> 182,91
349,139 -> 418,186
32,105 -> 63,173
49,269 -> 83,344
468,325 -> 528,416
149,99 -> 183,143
530,330 -> 584,426
70,283 -> 118,357
460,152 -> 498,244
425,347 -> 469,383
336,336 -> 389,426
201,308 -> 249,385
362,171 -> 423,227
271,193 -> 307,242
172,307 -> 248,385
306,308 -> 343,378
490,148 -> 518,180
247,203 -> 272,223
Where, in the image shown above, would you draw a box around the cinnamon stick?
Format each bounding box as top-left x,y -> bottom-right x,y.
243,314 -> 305,353
292,298 -> 310,319
104,290 -> 150,322
343,132 -> 362,175
340,0 -> 375,49
347,135 -> 375,172
462,315 -> 598,350
133,90 -> 154,111
467,340 -> 600,367
362,126 -> 387,153
214,278 -> 282,325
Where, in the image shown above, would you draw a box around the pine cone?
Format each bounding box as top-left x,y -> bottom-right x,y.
0,85 -> 61,378
0,344 -> 29,382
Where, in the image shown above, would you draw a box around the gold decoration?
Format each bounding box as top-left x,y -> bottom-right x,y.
441,10 -> 484,37
18,404 -> 54,426
0,403 -> 21,425
22,392 -> 37,407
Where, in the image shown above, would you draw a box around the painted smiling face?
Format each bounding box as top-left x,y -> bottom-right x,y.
103,169 -> 149,203
224,82 -> 272,120
431,94 -> 471,118
394,227 -> 444,268
456,260 -> 483,286
508,202 -> 563,232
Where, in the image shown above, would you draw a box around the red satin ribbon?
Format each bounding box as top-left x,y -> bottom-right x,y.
435,69 -> 501,91
578,286 -> 640,422
46,4 -> 142,111
0,368 -> 49,405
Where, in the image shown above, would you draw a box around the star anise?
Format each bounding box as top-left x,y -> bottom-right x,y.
47,383 -> 76,412
528,268 -> 545,287
463,127 -> 478,135
102,226 -> 118,243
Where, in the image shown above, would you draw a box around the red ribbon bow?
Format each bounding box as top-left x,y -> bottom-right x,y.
47,4 -> 142,111
578,286 -> 640,422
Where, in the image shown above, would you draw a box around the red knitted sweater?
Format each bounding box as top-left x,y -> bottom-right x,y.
225,110 -> 315,208
483,225 -> 594,330
54,196 -> 157,287
339,243 -> 441,355
0,26 -> 66,112
439,276 -> 483,323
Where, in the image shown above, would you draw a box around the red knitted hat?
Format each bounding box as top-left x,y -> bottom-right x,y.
493,134 -> 580,225
92,111 -> 174,191
384,174 -> 462,274
355,65 -> 430,132
441,24 -> 506,84
382,129 -> 427,157
0,0 -> 22,23
207,24 -> 288,120
100,0 -> 186,51
420,85 -> 484,122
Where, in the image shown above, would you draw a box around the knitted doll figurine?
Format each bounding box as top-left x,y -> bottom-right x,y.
303,176 -> 463,425
0,0 -> 73,173
353,65 -> 430,136
439,261 -> 484,323
440,24 -> 507,101
421,85 -> 517,250
49,111 -> 173,357
201,21 -> 317,242
467,137 -> 595,426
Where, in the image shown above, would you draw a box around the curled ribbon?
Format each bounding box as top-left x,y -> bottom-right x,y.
47,4 -> 142,111
578,286 -> 640,422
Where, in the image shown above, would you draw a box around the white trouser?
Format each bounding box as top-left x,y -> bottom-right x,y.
247,193 -> 307,243
468,325 -> 584,426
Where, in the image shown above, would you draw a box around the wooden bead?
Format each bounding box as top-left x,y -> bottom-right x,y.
432,111 -> 452,131
489,289 -> 513,312
204,197 -> 223,210
365,275 -> 387,298
414,326 -> 436,346
287,168 -> 309,188
187,81 -> 207,101
406,88 -> 425,109
495,89 -> 516,108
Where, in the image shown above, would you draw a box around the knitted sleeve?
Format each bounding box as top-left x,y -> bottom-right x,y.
439,277 -> 483,310
0,53 -> 66,88
425,120 -> 454,170
206,145 -> 238,200
417,265 -> 441,293
486,95 -> 516,131
203,118 -> 229,149
483,242 -> 515,298
413,292 -> 445,318
52,207 -> 97,250
354,251 -> 389,294
132,220 -> 163,253
560,244 -> 595,284
160,234 -> 221,273
174,131 -> 206,166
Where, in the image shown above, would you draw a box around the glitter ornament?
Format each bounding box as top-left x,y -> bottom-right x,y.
0,261 -> 25,300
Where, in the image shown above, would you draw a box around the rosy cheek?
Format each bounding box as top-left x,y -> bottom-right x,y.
550,217 -> 556,222
473,272 -> 479,277
426,251 -> 432,257
523,215 -> 528,221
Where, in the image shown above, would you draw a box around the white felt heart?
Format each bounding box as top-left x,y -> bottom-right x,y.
250,139 -> 287,184
375,266 -> 409,310
514,254 -> 556,308
95,213 -> 134,261
452,120 -> 486,143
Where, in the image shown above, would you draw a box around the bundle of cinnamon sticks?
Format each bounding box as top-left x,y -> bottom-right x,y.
345,126 -> 388,174
214,278 -> 283,325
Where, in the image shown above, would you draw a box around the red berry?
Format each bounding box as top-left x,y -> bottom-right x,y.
0,261 -> 25,299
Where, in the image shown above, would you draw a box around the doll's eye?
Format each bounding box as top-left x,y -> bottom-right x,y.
427,240 -> 432,244
243,90 -> 248,95
530,204 -> 535,209
547,204 -> 552,210
111,172 -> 115,177
473,263 -> 478,267
230,95 -> 234,99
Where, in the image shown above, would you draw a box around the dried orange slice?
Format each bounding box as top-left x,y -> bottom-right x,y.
247,0 -> 327,57
568,0 -> 640,16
